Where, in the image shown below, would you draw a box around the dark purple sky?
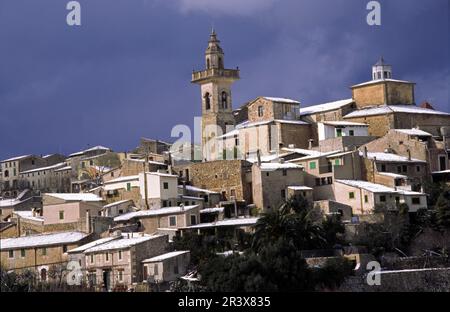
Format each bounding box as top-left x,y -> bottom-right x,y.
1,0 -> 449,160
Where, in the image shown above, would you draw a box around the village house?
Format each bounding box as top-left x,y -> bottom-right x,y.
18,162 -> 72,193
142,250 -> 190,288
100,199 -> 135,218
0,231 -> 91,281
251,161 -> 305,212
113,205 -> 201,238
81,232 -> 169,291
334,180 -> 427,214
0,189 -> 42,221
177,184 -> 221,208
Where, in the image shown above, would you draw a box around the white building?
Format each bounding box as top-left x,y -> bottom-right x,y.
318,121 -> 369,141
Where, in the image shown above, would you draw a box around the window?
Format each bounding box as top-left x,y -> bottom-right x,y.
266,172 -> 269,177
89,160 -> 94,166
282,169 -> 287,176
63,245 -> 68,253
412,197 -> 421,205
336,128 -> 342,137
335,159 -> 340,166
349,130 -> 354,136
381,164 -> 386,172
42,248 -> 47,256
126,183 -> 131,191
402,165 -> 407,173
154,264 -> 159,275
118,270 -> 123,282
257,105 -> 264,117
309,162 -> 316,170
41,268 -> 47,281
8,250 -> 14,259
379,195 -> 386,202
169,216 -> 177,227
174,259 -> 179,274
163,182 -> 169,190
118,250 -> 122,261
364,195 -> 368,203
111,172 -> 115,177
204,92 -> 211,110
349,192 -> 355,199
327,177 -> 333,184
190,215 -> 197,225
90,254 -> 94,263
206,58 -> 210,69
4,170 -> 8,177
59,211 -> 64,220
105,253 -> 109,262
416,166 -> 420,173
221,91 -> 228,109
281,189 -> 286,199
315,178 -> 321,186
162,200 -> 168,207
397,166 -> 402,173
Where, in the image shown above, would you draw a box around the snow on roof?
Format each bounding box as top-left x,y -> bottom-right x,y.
54,165 -> 72,172
104,175 -> 139,184
377,172 -> 408,179
322,121 -> 368,127
186,217 -> 260,229
20,162 -> 67,175
0,231 -> 89,250
142,250 -> 190,263
361,152 -> 425,163
289,150 -> 342,162
45,193 -> 103,202
68,236 -> 120,253
351,78 -> 413,88
326,151 -> 355,158
287,186 -> 313,191
431,169 -> 450,174
275,119 -> 309,125
246,153 -> 291,164
394,129 -> 433,136
103,199 -> 133,209
145,171 -> 178,178
281,148 -> 322,157
344,105 -> 450,118
126,159 -> 167,166
336,180 -> 398,193
179,195 -> 204,201
83,234 -> 165,253
1,155 -> 32,163
114,205 -> 199,222
68,145 -> 110,157
259,162 -> 302,171
263,97 -> 300,104
0,198 -> 23,208
299,99 -> 354,116
178,185 -> 219,194
200,207 -> 224,214
13,211 -> 44,223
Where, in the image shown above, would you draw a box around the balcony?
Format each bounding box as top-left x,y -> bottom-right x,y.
191,68 -> 240,83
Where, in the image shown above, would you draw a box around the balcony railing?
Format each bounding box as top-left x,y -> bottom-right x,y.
192,68 -> 240,82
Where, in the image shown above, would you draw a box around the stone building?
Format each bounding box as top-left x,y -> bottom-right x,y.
0,231 -> 91,280
142,250 -> 190,287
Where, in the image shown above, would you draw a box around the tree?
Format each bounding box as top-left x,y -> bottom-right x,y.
435,188 -> 450,229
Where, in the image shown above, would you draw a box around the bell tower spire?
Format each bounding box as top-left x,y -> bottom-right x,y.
192,30 -> 240,161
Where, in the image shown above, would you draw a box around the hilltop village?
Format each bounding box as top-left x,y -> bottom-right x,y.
1,31 -> 450,292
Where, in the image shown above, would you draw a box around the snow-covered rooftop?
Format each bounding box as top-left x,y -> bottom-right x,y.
299,99 -> 354,116
68,145 -> 110,157
262,97 -> 300,104
0,231 -> 89,250
259,162 -> 302,171
178,185 -> 219,194
394,129 -> 433,136
377,172 -> 408,179
142,250 -> 190,263
344,105 -> 450,118
83,234 -> 165,253
351,78 -> 413,88
361,151 -> 426,163
104,175 -> 139,184
54,165 -> 72,172
186,217 -> 260,229
19,162 -> 67,175
281,148 -> 322,157
336,180 -> 398,193
103,199 -> 133,209
200,207 -> 224,214
289,150 -> 342,162
287,186 -> 313,191
68,236 -> 120,253
45,193 -> 103,202
114,205 -> 199,222
1,155 -> 32,163
322,121 -> 368,127
13,211 -> 44,223
0,198 -> 23,208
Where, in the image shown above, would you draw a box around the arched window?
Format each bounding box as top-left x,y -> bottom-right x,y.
204,92 -> 211,110
218,57 -> 223,69
4,170 -> 9,177
41,268 -> 47,281
206,58 -> 210,69
221,91 -> 228,109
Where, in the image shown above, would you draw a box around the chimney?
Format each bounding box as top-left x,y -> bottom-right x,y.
256,149 -> 262,167
86,210 -> 91,233
308,139 -> 314,150
180,203 -> 185,211
407,149 -> 411,161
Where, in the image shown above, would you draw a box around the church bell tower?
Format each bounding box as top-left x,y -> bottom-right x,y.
191,29 -> 240,161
